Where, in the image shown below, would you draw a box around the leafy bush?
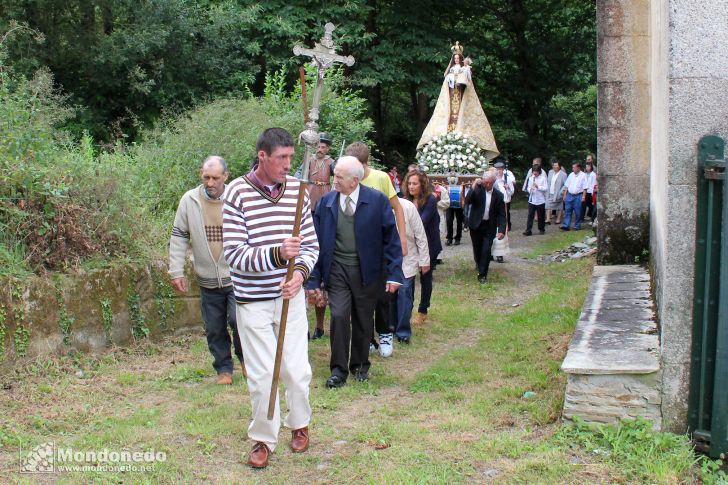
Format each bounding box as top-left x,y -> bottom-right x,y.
0,68 -> 73,163
132,65 -> 373,214
0,45 -> 160,273
0,56 -> 145,274
0,55 -> 373,276
0,132 -> 156,274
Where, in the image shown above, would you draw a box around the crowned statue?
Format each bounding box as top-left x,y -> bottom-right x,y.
417,42 -> 499,174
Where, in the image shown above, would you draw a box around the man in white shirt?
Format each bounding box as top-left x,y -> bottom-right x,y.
522,157 -> 542,191
523,165 -> 548,236
580,160 -> 597,225
494,159 -> 515,231
560,162 -> 588,231
522,157 -> 543,228
465,171 -> 506,284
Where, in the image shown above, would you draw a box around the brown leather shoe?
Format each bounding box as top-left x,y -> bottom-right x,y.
290,426 -> 309,453
411,312 -> 428,326
247,442 -> 270,468
216,372 -> 233,385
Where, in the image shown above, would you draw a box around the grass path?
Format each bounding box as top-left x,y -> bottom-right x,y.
0,217 -> 707,483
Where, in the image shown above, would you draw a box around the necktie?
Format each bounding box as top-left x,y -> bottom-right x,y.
344,196 -> 354,216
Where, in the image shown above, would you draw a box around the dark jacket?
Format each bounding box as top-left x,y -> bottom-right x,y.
307,185 -> 404,288
414,194 -> 442,265
465,184 -> 506,236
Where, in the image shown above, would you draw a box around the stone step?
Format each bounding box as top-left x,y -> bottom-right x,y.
561,265 -> 662,428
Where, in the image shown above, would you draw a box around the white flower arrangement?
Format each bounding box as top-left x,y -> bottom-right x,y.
418,131 -> 489,174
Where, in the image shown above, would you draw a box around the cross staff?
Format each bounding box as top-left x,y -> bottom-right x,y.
267,23 -> 355,420
293,23 -> 355,159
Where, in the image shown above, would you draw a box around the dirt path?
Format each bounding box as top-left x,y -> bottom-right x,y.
439,207 -> 559,305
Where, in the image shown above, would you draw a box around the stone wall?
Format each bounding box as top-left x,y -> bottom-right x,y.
596,0 -> 651,265
564,373 -> 662,428
0,264 -> 203,371
649,0 -> 728,432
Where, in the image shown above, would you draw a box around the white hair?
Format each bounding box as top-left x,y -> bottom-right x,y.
337,156 -> 364,180
482,170 -> 496,181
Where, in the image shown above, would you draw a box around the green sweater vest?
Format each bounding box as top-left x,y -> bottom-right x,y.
333,203 -> 359,265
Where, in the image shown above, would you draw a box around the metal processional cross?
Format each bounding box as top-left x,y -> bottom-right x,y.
267,23 -> 355,420
293,22 -> 355,182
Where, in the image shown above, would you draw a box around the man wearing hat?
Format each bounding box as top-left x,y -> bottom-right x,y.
494,158 -> 515,231
308,133 -> 336,340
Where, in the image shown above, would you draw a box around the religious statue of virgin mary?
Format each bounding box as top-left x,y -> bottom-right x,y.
417,42 -> 499,164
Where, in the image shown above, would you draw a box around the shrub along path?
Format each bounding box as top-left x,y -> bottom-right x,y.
0,210 -> 708,483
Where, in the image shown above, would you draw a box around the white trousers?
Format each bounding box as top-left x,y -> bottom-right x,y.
236,292 -> 312,451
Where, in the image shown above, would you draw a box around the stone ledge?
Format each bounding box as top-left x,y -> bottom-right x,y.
0,262 -> 203,372
561,264 -> 662,428
562,265 -> 659,375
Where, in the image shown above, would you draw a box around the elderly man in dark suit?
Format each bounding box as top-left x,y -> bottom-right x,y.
307,156 -> 404,388
465,170 -> 506,284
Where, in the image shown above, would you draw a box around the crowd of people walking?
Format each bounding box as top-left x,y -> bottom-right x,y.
523,156 -> 598,234
167,128 -> 597,467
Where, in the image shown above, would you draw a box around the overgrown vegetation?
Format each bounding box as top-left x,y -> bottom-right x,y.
152,270 -> 174,330
9,281 -> 28,357
54,280 -> 74,346
557,417 -> 727,484
0,305 -> 6,359
0,32 -> 372,278
99,297 -> 113,345
135,65 -> 372,214
126,286 -> 147,339
0,37 -> 146,275
12,325 -> 29,358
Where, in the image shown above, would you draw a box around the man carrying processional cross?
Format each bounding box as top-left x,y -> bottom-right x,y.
222,23 -> 353,469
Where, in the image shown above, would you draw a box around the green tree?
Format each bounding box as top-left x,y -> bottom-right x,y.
461,0 -> 596,164
338,0 -> 596,167
545,85 -> 597,163
1,1 -> 596,169
1,1 -> 263,139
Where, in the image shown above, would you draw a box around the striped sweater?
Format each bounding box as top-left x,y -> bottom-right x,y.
222,175 -> 319,302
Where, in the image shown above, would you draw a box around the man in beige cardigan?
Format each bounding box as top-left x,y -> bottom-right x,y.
169,156 -> 245,385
